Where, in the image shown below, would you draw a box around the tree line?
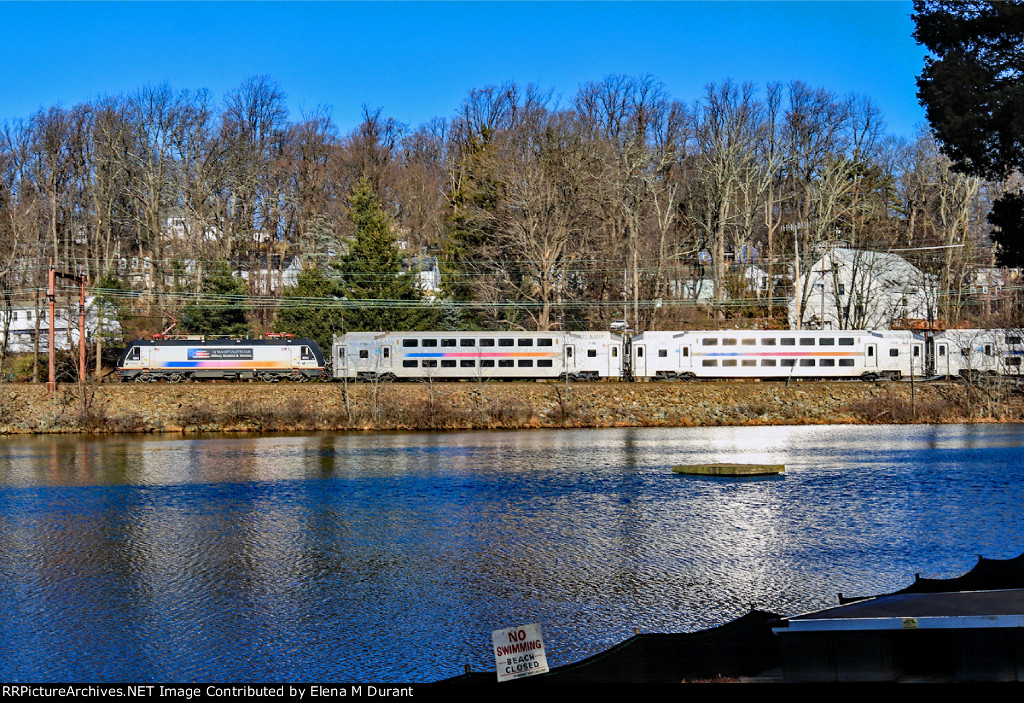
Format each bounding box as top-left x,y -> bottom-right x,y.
0,70 -> 1016,367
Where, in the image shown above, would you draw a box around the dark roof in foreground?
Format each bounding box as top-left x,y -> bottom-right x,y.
785,588 -> 1024,632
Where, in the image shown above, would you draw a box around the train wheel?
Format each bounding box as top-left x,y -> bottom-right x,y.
260,373 -> 276,383
167,373 -> 184,384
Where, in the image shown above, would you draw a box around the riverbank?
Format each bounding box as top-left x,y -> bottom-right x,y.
1,378 -> 1021,434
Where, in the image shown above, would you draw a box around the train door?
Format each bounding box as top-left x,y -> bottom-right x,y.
934,341 -> 950,377
865,343 -> 877,368
633,344 -> 646,378
381,345 -> 392,370
123,346 -> 143,370
335,345 -> 347,377
609,344 -> 620,377
911,342 -> 923,377
297,344 -> 317,371
564,345 -> 575,374
679,344 -> 692,372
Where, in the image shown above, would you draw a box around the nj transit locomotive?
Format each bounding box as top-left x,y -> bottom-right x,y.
116,337 -> 326,382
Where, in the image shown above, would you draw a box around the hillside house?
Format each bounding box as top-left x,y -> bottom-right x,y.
789,247 -> 936,330
0,298 -> 120,354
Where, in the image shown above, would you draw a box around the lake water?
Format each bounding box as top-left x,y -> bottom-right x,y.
1,424 -> 1023,682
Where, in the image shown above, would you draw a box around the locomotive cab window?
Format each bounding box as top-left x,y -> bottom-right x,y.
127,347 -> 141,361
358,350 -> 369,359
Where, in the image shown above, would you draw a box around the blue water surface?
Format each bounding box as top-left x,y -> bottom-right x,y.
0,424 -> 1022,682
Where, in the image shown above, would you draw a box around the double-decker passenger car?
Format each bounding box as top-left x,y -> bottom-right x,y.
333,331 -> 623,381
932,329 -> 1024,379
117,338 -> 326,382
630,329 -> 925,380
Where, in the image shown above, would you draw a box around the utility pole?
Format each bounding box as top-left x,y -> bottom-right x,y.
47,260 -> 87,395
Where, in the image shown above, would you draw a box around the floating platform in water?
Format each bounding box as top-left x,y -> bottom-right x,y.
672,463 -> 785,476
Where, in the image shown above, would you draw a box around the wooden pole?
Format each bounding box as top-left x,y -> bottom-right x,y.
78,273 -> 86,383
47,262 -> 56,395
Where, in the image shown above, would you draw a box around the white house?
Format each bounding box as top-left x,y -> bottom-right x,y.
235,255 -> 303,296
404,256 -> 441,300
0,297 -> 121,354
789,247 -> 937,330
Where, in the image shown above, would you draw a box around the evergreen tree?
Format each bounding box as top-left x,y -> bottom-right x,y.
336,177 -> 437,331
180,261 -> 251,337
441,128 -> 503,324
987,192 -> 1024,269
274,265 -> 345,352
914,0 -> 1024,181
914,0 -> 1024,265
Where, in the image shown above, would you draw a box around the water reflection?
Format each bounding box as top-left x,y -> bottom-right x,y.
1,424 -> 1023,681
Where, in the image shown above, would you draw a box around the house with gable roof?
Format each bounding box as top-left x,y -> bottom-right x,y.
789,247 -> 937,330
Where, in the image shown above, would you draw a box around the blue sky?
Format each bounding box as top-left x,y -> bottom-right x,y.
0,1 -> 928,139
